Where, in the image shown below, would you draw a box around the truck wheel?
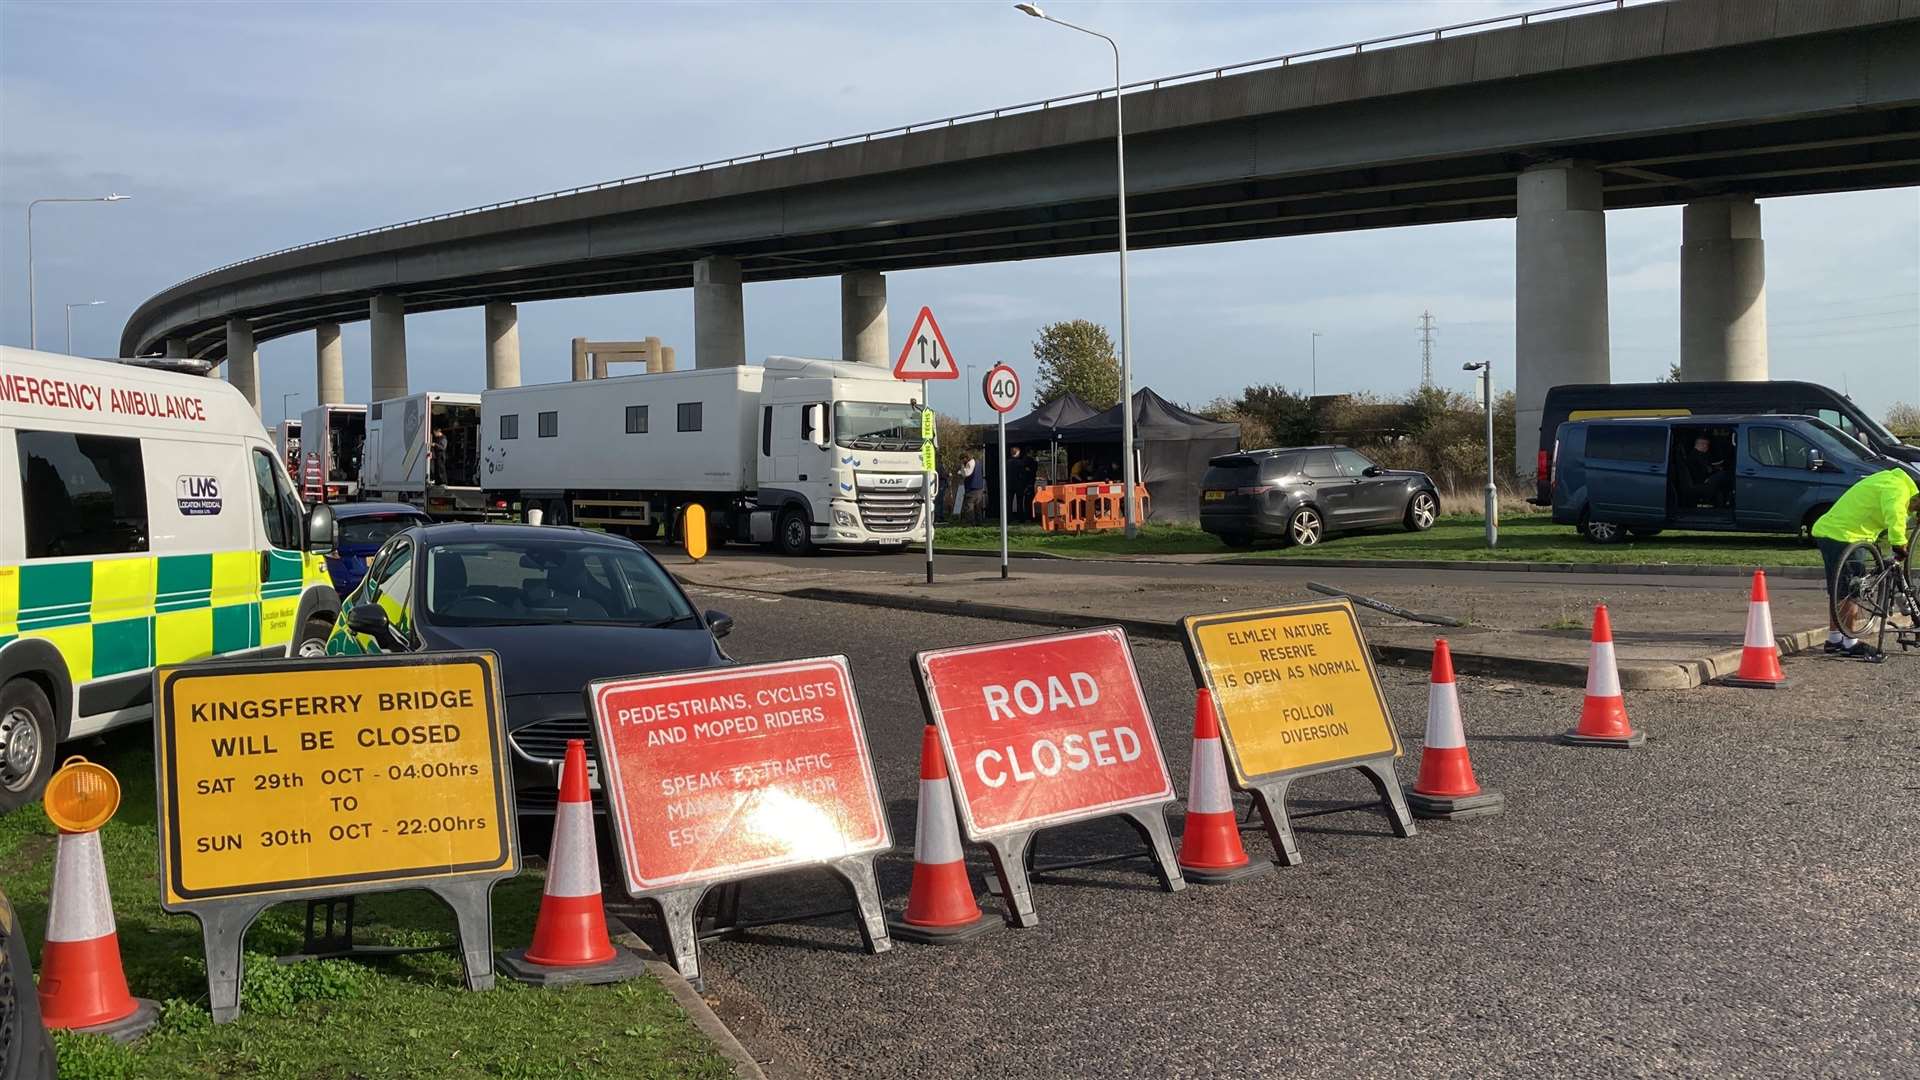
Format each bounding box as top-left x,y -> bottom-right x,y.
0,679 -> 57,814
776,508 -> 814,556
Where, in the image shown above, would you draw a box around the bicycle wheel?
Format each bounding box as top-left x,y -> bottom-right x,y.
1831,541 -> 1890,641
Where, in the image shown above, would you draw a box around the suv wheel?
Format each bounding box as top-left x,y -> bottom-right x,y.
0,680 -> 57,814
1583,519 -> 1626,544
1286,507 -> 1324,547
1404,492 -> 1437,532
776,508 -> 814,556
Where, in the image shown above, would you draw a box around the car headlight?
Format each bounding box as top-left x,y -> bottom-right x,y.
834,509 -> 856,527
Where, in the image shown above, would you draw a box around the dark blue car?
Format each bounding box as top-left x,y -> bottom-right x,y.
324,503 -> 433,597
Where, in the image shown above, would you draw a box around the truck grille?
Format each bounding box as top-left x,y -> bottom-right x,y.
857,491 -> 923,533
509,715 -> 593,762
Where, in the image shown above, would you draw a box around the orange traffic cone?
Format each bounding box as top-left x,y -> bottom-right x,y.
890,726 -> 995,943
1721,570 -> 1788,689
39,828 -> 156,1039
1405,640 -> 1505,819
1179,689 -> 1272,882
498,740 -> 645,985
1562,605 -> 1645,748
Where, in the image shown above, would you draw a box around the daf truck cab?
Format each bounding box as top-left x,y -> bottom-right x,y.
480,356 -> 927,554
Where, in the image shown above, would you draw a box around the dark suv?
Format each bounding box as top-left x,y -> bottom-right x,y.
1199,445 -> 1439,547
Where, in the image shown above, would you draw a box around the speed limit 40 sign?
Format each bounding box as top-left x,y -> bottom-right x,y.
983,363 -> 1021,414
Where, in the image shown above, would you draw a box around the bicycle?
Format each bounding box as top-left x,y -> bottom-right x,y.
1831,539 -> 1918,655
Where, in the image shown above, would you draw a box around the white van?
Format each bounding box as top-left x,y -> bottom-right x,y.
0,347 -> 341,810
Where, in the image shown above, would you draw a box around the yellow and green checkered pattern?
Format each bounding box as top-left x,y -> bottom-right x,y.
0,550 -> 328,688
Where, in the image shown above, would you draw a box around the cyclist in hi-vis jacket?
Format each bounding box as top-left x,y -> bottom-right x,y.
1812,467 -> 1920,661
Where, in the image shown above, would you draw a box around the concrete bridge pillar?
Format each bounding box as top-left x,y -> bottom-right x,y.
315,322 -> 345,405
693,256 -> 745,368
1515,161 -> 1610,478
841,271 -> 889,367
1680,196 -> 1768,382
164,337 -> 190,359
485,301 -> 521,388
370,294 -> 409,402
225,318 -> 260,414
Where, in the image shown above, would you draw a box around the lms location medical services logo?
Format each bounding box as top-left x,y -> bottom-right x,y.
176,475 -> 222,516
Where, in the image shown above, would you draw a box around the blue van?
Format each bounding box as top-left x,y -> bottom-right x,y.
1549,414 -> 1902,543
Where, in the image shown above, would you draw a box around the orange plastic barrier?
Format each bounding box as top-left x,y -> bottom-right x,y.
1033,483 -> 1149,532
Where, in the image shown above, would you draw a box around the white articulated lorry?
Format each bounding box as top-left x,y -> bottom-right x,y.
295,403 -> 366,504
360,391 -> 488,517
479,356 -> 928,553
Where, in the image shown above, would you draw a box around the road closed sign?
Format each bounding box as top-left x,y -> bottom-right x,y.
915,626 -> 1174,840
1182,599 -> 1401,783
154,652 -> 516,904
587,656 -> 890,894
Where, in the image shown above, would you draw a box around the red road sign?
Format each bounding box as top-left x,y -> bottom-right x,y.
588,657 -> 890,893
983,363 -> 1020,414
892,306 -> 958,380
915,627 -> 1174,840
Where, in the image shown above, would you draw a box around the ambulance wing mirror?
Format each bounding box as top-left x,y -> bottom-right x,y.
304,502 -> 336,556
803,403 -> 830,450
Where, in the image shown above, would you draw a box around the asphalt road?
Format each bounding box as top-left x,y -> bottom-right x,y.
648,588 -> 1917,1080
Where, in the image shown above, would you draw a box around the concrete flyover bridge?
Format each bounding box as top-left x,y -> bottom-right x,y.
124,0 -> 1920,467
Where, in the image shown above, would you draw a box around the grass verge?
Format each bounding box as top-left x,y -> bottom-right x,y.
935,514 -> 1821,567
2,728 -> 730,1080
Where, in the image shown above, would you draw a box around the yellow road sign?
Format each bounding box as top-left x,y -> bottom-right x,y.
1182,599 -> 1400,783
154,652 -> 515,904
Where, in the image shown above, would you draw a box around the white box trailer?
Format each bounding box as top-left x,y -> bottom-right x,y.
480,356 -> 929,553
274,419 -> 301,477
361,391 -> 487,517
296,404 -> 366,503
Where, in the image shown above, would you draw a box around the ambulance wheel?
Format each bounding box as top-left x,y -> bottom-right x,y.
776,508 -> 814,556
0,679 -> 56,814
294,615 -> 335,659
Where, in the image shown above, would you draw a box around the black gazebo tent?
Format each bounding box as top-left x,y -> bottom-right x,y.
1052,389 -> 1240,522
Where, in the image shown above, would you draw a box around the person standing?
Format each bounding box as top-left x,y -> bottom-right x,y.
953,455 -> 973,520
1007,446 -> 1033,522
429,427 -> 449,487
963,451 -> 987,524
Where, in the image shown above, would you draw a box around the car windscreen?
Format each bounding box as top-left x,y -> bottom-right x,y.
423,539 -> 696,627
834,402 -> 922,451
1801,417 -> 1878,463
338,515 -> 427,548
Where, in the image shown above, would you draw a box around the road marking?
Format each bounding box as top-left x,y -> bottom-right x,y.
685,587 -> 783,604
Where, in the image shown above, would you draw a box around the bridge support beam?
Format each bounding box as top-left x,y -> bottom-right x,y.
693,256 -> 745,368
1680,196 -> 1768,382
1514,161 -> 1610,478
370,294 -> 409,402
316,322 -> 346,405
164,337 -> 190,359
485,302 -> 521,388
225,318 -> 260,414
841,271 -> 889,367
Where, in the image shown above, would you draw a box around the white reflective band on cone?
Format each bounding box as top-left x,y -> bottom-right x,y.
913,778 -> 965,865
1423,683 -> 1466,750
1586,641 -> 1622,698
1187,738 -> 1233,815
1745,601 -> 1774,646
544,799 -> 602,899
46,830 -> 117,942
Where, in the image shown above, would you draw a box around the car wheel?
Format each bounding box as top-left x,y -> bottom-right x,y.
776,508 -> 814,556
1403,492 -> 1438,532
0,679 -> 57,814
1218,532 -> 1254,549
1285,507 -> 1324,547
1583,519 -> 1626,544
294,615 -> 335,658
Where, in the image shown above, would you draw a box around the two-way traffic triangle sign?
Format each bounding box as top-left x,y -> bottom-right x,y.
892,306 -> 958,380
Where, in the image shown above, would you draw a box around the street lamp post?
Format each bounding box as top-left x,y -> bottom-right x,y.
1463,361 -> 1497,548
1016,3 -> 1138,537
26,194 -> 131,349
64,300 -> 106,354
1310,331 -> 1323,397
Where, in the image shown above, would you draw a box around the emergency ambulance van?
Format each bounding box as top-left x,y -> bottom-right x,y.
0,347 -> 341,811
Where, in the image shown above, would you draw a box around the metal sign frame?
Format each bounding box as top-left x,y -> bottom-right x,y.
912,626 -> 1184,928
153,651 -> 519,1023
1181,599 -> 1414,867
585,655 -> 893,987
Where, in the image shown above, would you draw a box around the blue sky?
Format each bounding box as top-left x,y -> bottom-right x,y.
3,0 -> 1915,426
